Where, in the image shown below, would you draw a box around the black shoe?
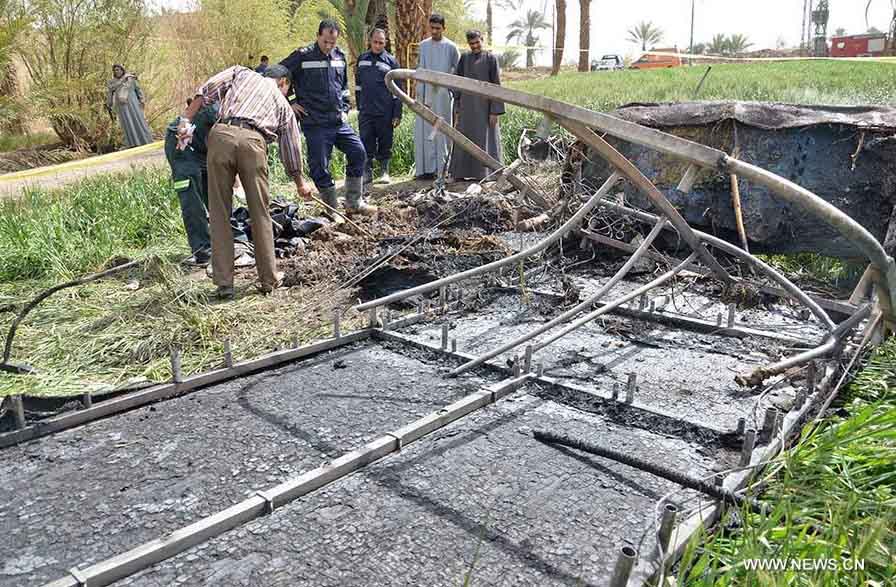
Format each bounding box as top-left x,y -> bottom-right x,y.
216,285 -> 235,301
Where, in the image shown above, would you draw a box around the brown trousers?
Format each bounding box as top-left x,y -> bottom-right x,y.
206,124 -> 277,289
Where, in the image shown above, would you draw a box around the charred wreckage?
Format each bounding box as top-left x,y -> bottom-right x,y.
1,71 -> 894,587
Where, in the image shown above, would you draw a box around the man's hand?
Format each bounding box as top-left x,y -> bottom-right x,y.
392,117 -> 401,128
489,114 -> 498,128
292,103 -> 307,118
295,177 -> 316,201
175,117 -> 196,151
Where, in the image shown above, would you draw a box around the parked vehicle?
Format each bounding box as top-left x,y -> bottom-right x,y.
590,54 -> 625,71
831,33 -> 888,57
630,48 -> 682,70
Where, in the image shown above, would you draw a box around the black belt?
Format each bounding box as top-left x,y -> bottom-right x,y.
220,118 -> 263,136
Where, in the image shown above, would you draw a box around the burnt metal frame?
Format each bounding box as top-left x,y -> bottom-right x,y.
354,68 -> 889,386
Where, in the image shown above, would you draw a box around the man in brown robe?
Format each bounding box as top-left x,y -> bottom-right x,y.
449,30 -> 504,181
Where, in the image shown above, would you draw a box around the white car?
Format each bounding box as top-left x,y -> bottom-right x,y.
591,54 -> 625,71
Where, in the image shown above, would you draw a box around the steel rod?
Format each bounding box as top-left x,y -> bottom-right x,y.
532,252 -> 699,352
354,172 -> 621,313
595,199 -> 836,332
533,430 -> 764,513
449,217 -> 668,376
737,303 -> 871,386
610,546 -> 638,587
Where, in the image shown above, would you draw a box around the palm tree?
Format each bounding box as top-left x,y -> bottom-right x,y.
328,0 -> 371,63
627,20 -> 664,51
506,9 -> 550,68
707,33 -> 727,55
395,0 -> 421,68
552,0 -> 566,75
578,0 -> 590,71
727,33 -> 752,55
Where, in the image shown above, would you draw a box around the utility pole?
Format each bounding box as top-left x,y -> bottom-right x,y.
800,0 -> 808,55
689,0 -> 695,65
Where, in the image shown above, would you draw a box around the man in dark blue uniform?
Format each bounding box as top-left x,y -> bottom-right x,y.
355,28 -> 402,186
281,19 -> 374,215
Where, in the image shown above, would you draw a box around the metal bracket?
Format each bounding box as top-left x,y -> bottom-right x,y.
385,432 -> 404,451
69,567 -> 89,586
256,490 -> 276,514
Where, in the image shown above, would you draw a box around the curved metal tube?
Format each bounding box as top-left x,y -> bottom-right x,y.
353,172 -> 621,312
595,199 -> 836,333
386,68 -> 896,304
736,303 -> 872,386
533,252 -> 700,352
450,217 -> 669,376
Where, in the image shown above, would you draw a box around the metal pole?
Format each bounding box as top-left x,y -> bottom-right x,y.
10,395 -> 25,430
441,323 -> 449,350
333,311 -> 342,338
170,349 -> 182,384
223,339 -> 233,368
657,502 -> 679,554
82,392 -> 93,409
524,345 -> 533,372
609,546 -> 637,587
450,218 -> 669,376
625,373 -> 637,403
740,428 -> 756,466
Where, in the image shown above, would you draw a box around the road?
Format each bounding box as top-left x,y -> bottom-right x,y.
0,142 -> 165,198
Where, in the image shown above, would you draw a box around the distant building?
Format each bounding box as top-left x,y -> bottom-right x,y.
830,34 -> 888,58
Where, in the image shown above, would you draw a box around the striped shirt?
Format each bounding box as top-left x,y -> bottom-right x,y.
198,66 -> 303,179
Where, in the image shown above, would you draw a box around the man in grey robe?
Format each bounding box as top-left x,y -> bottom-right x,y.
449,30 -> 504,181
413,13 -> 459,180
106,64 -> 153,148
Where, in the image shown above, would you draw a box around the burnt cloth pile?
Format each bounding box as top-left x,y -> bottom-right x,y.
232,200 -> 329,259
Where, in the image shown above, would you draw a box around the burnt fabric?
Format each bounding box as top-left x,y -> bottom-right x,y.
449,51 -> 504,180
232,201 -> 328,259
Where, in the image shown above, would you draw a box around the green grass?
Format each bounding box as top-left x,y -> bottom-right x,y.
0,170 -> 183,281
675,339 -> 896,587
0,131 -> 58,153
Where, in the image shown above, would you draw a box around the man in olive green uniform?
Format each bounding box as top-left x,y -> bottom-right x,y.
164,100 -> 249,265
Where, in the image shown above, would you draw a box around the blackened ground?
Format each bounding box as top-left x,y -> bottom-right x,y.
121,393 -> 728,587
400,287 -> 790,433
0,343 -> 497,587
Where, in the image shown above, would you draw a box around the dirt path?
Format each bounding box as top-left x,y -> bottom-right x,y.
0,142 -> 165,198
